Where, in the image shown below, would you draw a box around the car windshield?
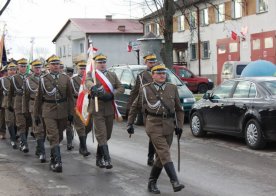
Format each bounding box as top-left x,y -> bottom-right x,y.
166,70 -> 183,86
133,69 -> 145,78
260,80 -> 276,95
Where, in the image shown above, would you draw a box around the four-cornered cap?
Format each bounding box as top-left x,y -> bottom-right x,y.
46,55 -> 60,64
151,63 -> 167,74
93,54 -> 107,63
17,58 -> 28,65
7,62 -> 17,69
143,54 -> 157,63
31,59 -> 42,67
77,60 -> 87,68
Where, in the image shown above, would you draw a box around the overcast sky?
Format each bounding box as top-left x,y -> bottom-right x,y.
0,0 -> 148,60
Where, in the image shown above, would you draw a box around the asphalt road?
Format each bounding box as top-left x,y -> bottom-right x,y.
0,121 -> 276,196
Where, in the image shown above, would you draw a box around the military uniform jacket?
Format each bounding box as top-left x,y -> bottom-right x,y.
85,70 -> 124,116
34,73 -> 74,119
71,75 -> 82,105
127,70 -> 152,110
8,73 -> 30,114
22,74 -> 40,114
1,76 -> 13,109
128,82 -> 184,135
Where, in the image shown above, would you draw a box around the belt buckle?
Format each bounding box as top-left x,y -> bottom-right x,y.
162,112 -> 167,119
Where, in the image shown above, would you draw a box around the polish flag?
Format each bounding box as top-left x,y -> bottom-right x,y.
127,42 -> 132,52
231,31 -> 238,41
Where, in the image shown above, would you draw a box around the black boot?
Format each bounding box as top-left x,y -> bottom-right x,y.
19,133 -> 29,153
37,139 -> 46,163
8,126 -> 17,149
96,145 -> 105,168
49,149 -> 55,170
102,144 -> 113,169
148,165 -> 163,194
147,140 -> 155,166
51,145 -> 62,173
79,136 -> 91,157
164,162 -> 184,192
66,129 -> 74,151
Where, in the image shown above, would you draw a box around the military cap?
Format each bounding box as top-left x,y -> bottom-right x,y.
66,67 -> 74,74
143,54 -> 157,63
17,58 -> 28,65
7,62 -> 17,69
93,54 -> 107,63
77,60 -> 87,68
46,55 -> 60,64
59,61 -> 64,68
31,59 -> 42,67
151,63 -> 167,74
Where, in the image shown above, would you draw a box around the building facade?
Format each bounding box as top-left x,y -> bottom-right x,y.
52,16 -> 143,68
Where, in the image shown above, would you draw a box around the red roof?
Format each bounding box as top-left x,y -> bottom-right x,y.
53,18 -> 143,42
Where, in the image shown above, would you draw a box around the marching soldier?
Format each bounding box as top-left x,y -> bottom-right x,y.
70,60 -> 90,156
127,53 -> 157,166
127,64 -> 185,194
85,54 -> 124,169
34,55 -> 74,173
60,62 -> 74,150
23,59 -> 46,162
0,65 -> 8,139
8,58 -> 31,153
1,62 -> 17,148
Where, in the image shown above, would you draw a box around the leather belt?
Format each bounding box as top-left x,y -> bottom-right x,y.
146,111 -> 175,118
43,98 -> 67,103
30,97 -> 35,101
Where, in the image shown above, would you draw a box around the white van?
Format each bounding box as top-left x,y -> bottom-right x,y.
221,61 -> 250,81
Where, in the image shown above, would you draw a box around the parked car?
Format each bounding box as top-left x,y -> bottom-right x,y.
221,61 -> 250,82
108,65 -> 195,124
189,77 -> 276,149
171,65 -> 213,93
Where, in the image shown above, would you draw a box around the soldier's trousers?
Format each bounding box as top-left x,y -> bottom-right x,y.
0,109 -> 6,133
149,132 -> 173,168
15,113 -> 29,134
92,114 -> 113,145
31,113 -> 45,140
5,109 -> 15,127
44,118 -> 67,148
72,111 -> 86,137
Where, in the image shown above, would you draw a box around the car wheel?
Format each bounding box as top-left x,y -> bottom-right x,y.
190,112 -> 206,137
134,112 -> 144,125
244,119 -> 266,149
198,83 -> 208,93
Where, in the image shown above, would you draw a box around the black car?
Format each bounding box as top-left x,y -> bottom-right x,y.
190,77 -> 276,149
108,65 -> 195,124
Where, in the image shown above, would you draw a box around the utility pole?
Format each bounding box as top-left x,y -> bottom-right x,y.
30,37 -> 34,61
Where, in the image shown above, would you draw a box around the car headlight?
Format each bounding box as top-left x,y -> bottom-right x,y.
183,98 -> 196,103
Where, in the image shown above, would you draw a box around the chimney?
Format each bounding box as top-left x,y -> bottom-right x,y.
118,25 -> 125,32
106,15 -> 112,21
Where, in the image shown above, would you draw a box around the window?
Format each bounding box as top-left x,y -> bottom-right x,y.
68,44 -> 72,56
154,23 -> 160,36
218,44 -> 226,54
113,68 -> 124,79
264,37 -> 273,49
145,24 -> 151,34
190,11 -> 197,29
252,39 -> 261,50
63,45 -> 66,57
190,43 -> 197,60
233,81 -> 254,98
179,69 -> 192,78
80,43 -> 84,53
232,0 -> 242,19
202,41 -> 210,59
59,47 -> 62,57
120,70 -> 134,86
229,43 -> 238,53
257,0 -> 268,13
178,15 -> 185,31
200,8 -> 209,26
216,4 -> 225,23
212,80 -> 236,99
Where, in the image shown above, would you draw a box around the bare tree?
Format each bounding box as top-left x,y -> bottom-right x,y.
0,0 -> 11,16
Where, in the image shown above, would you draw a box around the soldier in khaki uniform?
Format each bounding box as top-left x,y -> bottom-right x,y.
1,62 -> 17,148
34,55 -> 74,173
8,58 -> 31,153
127,53 -> 157,166
23,59 -> 46,163
85,54 -> 124,169
69,61 -> 90,156
127,64 -> 185,194
0,65 -> 8,139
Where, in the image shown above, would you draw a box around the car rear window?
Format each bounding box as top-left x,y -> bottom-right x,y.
261,81 -> 276,95
236,64 -> 247,75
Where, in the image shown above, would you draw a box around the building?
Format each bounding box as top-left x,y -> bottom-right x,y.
52,15 -> 143,68
140,0 -> 276,84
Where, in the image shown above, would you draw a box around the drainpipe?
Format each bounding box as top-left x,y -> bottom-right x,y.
194,4 -> 201,76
